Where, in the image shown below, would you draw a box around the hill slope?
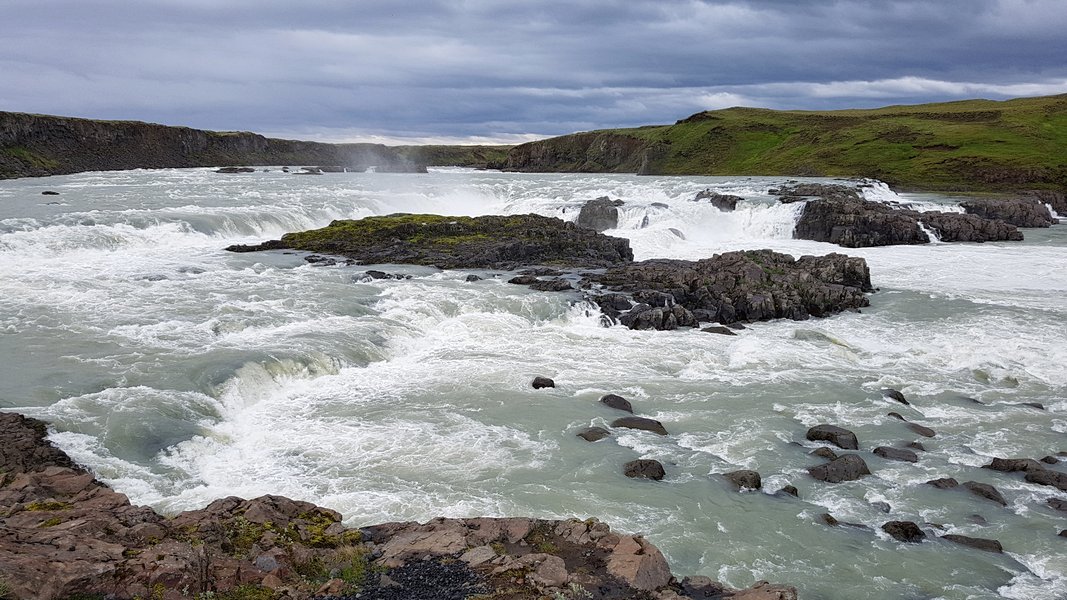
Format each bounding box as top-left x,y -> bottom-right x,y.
0,112 -> 424,179
504,95 -> 1067,191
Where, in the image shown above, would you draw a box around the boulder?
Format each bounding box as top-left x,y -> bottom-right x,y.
1025,469 -> 1067,492
215,166 -> 256,174
693,189 -> 742,211
811,447 -> 839,461
531,376 -> 555,389
1023,189 -> 1067,215
577,427 -> 611,442
600,394 -> 634,413
577,196 -> 623,231
1041,456 -> 1060,465
808,454 -> 871,483
874,447 -> 918,463
529,278 -> 573,292
1046,498 -> 1067,512
983,457 -> 1045,473
612,416 -> 669,436
624,459 -> 665,481
960,198 -> 1056,227
907,423 -> 936,438
941,534 -> 1003,553
882,388 -> 910,405
777,485 -> 799,498
702,326 -> 738,336
962,481 -> 1007,506
926,477 -> 959,489
881,521 -> 926,543
723,470 -> 762,490
806,424 -> 859,450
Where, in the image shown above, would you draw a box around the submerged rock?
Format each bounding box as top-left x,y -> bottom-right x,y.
577,427 -> 611,442
874,446 -> 919,463
215,166 -> 256,173
941,534 -> 1004,553
806,424 -> 859,450
624,459 -> 666,481
808,454 -> 871,483
882,521 -> 926,543
963,481 -> 1008,506
612,416 -> 669,436
600,394 -> 634,413
926,477 -> 960,489
882,388 -> 910,405
723,470 -> 762,490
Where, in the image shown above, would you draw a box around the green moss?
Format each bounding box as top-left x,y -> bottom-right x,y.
40,516 -> 65,528
26,500 -> 72,511
3,146 -> 60,170
336,546 -> 371,589
215,585 -> 275,600
224,517 -> 273,557
0,578 -> 10,600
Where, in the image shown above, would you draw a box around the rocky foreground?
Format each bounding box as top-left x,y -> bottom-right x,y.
0,412 -> 796,600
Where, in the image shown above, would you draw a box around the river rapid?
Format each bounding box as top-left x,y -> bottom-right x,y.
1,168 -> 1064,599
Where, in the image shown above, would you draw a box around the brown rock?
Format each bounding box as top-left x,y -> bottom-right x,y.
808,454 -> 871,483
941,534 -> 1004,553
606,535 -> 672,591
624,459 -> 666,481
600,394 -> 634,413
963,481 -> 1008,506
612,416 -> 669,435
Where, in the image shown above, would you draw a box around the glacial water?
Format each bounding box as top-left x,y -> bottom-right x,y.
1,168 -> 1065,599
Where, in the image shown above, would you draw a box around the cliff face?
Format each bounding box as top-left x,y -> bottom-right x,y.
0,112 -> 424,178
503,131 -> 663,174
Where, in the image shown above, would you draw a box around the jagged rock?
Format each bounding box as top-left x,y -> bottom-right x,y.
775,183 -> 862,203
620,303 -> 698,331
984,457 -> 1046,473
693,189 -> 742,211
509,274 -> 540,285
960,197 -> 1056,227
577,427 -> 611,442
730,581 -> 799,600
874,447 -> 918,463
531,376 -> 555,389
1023,189 -> 1067,215
577,196 -> 623,231
465,274 -> 483,282
811,447 -> 839,461
808,454 -> 871,483
882,521 -> 926,543
806,424 -> 859,450
600,394 -> 634,413
963,481 -> 1008,506
624,459 -> 666,481
941,534 -> 1004,553
723,470 -> 762,490
882,388 -> 910,405
529,278 -> 573,292
926,477 -> 959,489
612,416 -> 669,435
1025,469 -> 1067,491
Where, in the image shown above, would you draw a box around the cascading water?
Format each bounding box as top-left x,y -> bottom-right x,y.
1,167 -> 1065,600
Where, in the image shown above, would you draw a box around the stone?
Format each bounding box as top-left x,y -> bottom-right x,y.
960,197 -> 1056,228
1047,498 -> 1067,512
701,326 -> 738,336
808,454 -> 871,483
1041,456 -> 1060,465
730,581 -> 799,600
532,376 -> 555,389
605,535 -> 672,591
882,388 -> 910,405
821,513 -> 870,529
907,423 -> 936,438
693,189 -> 742,211
576,427 -> 611,442
777,485 -> 799,498
874,446 -> 919,463
941,534 -> 1004,553
465,274 -> 483,282
806,424 -> 859,450
624,459 -> 666,481
926,477 -> 959,489
1025,469 -> 1067,492
41,190 -> 60,195
460,545 -> 499,567
963,481 -> 1008,506
723,470 -> 762,490
1022,402 -> 1045,410
881,521 -> 926,543
529,278 -> 573,292
810,447 -> 839,461
871,501 -> 892,514
984,457 -> 1045,473
215,166 -> 256,174
600,394 -> 634,413
612,416 -> 669,435
904,441 -> 927,452
577,196 -> 623,231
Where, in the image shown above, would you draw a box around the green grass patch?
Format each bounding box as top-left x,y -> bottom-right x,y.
3,146 -> 61,170
26,500 -> 73,511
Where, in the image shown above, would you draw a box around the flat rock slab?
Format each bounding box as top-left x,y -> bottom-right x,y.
874,446 -> 919,463
941,534 -> 1004,553
612,416 -> 669,435
963,481 -> 1007,506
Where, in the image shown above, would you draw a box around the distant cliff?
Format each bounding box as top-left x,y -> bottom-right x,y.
393,144 -> 512,169
503,94 -> 1067,192
0,112 -> 424,179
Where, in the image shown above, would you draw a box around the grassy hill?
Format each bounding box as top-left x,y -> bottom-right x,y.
504,94 -> 1067,192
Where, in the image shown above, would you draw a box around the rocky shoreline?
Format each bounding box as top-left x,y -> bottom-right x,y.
0,412 -> 797,600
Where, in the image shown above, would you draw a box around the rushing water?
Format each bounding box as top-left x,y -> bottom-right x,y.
1,168 -> 1065,599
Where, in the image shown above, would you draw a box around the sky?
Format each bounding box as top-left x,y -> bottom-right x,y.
2,0 -> 1066,144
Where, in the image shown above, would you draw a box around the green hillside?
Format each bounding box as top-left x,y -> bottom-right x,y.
505,94 -> 1067,191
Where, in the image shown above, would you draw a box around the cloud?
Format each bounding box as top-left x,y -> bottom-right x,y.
1,0 -> 1065,142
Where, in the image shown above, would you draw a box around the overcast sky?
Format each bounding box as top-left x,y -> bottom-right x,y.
2,0 -> 1066,144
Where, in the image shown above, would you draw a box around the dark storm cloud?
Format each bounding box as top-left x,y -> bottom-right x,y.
2,0 -> 1065,142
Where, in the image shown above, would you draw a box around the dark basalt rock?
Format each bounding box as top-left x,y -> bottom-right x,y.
41,190 -> 60,195
226,213 -> 633,270
808,454 -> 871,483
882,521 -> 926,543
941,534 -> 1004,553
1023,189 -> 1067,214
984,457 -> 1046,473
531,376 -> 555,389
777,485 -> 799,498
907,423 -> 936,438
576,196 -> 623,232
1025,469 -> 1067,492
529,278 -> 573,292
822,513 -> 871,529
701,326 -> 738,336
882,388 -> 910,405
775,183 -> 862,203
624,459 -> 665,481
926,477 -> 960,489
600,394 -> 634,413
693,189 -> 742,211
874,446 -> 919,463
806,424 -> 860,450
960,197 -> 1056,227
722,470 -> 762,490
1042,455 -> 1060,465
611,416 -> 669,436
508,275 -> 540,285
465,274 -> 483,282
963,481 -> 1008,506
811,447 -> 839,461
576,427 -> 611,442
594,249 -> 872,330
1047,498 -> 1067,512
215,166 -> 256,173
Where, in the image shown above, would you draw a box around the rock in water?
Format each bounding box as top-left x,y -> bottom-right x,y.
611,416 -> 669,435
531,376 -> 555,389
882,388 -> 910,405
941,534 -> 1004,553
1025,469 -> 1067,492
874,446 -> 919,463
882,521 -> 926,543
693,189 -> 742,211
962,481 -> 1008,506
624,459 -> 665,480
576,196 -> 623,231
808,454 -> 871,483
960,198 -> 1056,227
723,470 -> 762,490
577,427 -> 611,442
600,394 -> 634,413
984,457 -> 1046,473
806,424 -> 860,450
926,477 -> 959,489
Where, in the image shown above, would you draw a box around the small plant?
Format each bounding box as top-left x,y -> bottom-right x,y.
215,586 -> 275,600
40,516 -> 64,528
25,500 -> 72,511
0,578 -> 12,600
552,583 -> 592,600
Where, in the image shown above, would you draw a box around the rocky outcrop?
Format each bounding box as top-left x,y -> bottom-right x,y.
1023,189 -> 1067,215
0,412 -> 795,600
791,195 -> 1023,247
0,111 -> 424,179
960,197 -> 1057,227
589,250 -> 872,330
503,131 -> 653,173
227,214 -> 634,270
576,196 -> 623,231
693,189 -> 742,211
